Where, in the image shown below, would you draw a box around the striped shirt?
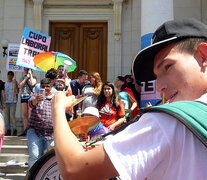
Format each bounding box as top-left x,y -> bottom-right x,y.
28,94 -> 54,140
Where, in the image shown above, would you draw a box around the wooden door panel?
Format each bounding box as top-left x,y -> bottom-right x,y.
55,27 -> 78,57
50,23 -> 80,79
82,27 -> 103,74
80,23 -> 107,82
50,22 -> 107,82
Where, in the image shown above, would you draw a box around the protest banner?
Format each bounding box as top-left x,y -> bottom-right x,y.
16,27 -> 51,71
140,80 -> 161,107
6,43 -> 23,72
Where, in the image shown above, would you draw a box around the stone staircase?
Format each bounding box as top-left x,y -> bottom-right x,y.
0,136 -> 28,180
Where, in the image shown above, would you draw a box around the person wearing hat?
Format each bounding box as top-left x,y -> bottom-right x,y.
52,18 -> 207,180
82,106 -> 111,140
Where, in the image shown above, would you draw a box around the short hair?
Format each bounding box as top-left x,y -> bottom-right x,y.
124,74 -> 132,80
78,70 -> 88,77
45,68 -> 58,80
58,65 -> 64,68
175,38 -> 207,55
40,78 -> 51,85
7,71 -> 14,76
56,83 -> 65,91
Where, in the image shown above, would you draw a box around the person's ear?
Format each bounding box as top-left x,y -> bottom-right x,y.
197,43 -> 207,67
197,43 -> 207,58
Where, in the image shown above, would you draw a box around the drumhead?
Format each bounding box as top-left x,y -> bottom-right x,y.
25,149 -> 63,180
25,146 -> 119,180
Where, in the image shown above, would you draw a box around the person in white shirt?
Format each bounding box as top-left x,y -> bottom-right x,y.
4,71 -> 19,136
52,18 -> 207,180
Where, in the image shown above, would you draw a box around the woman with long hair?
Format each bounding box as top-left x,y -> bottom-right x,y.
81,72 -> 103,112
115,76 -> 139,122
19,68 -> 37,136
97,81 -> 125,131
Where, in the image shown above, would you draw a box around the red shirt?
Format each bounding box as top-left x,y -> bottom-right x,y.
123,87 -> 140,117
99,100 -> 125,128
66,88 -> 74,113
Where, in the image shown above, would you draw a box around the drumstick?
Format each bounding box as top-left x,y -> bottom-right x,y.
99,111 -> 112,116
70,95 -> 88,107
161,92 -> 165,104
12,72 -> 16,101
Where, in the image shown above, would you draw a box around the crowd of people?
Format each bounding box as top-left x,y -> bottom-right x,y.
0,64 -> 140,169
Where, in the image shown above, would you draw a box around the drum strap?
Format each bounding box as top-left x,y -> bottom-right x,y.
142,101 -> 207,148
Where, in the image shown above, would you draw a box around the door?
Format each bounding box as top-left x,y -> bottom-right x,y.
49,22 -> 107,82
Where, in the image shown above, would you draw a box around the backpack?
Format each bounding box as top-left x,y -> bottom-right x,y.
142,101 -> 207,148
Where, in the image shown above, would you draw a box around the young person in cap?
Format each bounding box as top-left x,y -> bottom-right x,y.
52,18 -> 207,180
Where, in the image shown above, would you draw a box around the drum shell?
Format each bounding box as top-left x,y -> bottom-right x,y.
25,149 -> 62,180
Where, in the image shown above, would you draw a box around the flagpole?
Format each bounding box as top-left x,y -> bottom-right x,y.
12,72 -> 16,101
54,54 -> 57,68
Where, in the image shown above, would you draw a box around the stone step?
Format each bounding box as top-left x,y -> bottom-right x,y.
0,173 -> 26,180
1,145 -> 28,154
0,135 -> 28,177
0,153 -> 28,163
3,136 -> 27,146
0,163 -> 28,174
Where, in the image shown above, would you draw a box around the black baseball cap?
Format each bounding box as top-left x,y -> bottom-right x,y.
132,18 -> 207,82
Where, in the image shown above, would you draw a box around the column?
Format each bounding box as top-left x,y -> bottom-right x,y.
140,0 -> 173,107
112,0 -> 123,78
33,0 -> 44,32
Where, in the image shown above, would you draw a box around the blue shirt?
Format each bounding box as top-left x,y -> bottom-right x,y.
70,79 -> 90,118
119,91 -> 130,118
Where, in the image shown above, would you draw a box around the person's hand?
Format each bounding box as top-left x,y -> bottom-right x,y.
53,91 -> 75,110
0,117 -> 5,138
75,95 -> 82,99
36,94 -> 45,102
26,73 -> 31,79
64,77 -> 71,86
108,124 -> 116,131
27,69 -> 32,78
145,102 -> 152,108
0,128 -> 4,138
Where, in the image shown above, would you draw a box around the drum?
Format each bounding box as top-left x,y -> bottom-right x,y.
25,149 -> 63,180
25,146 -> 120,180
